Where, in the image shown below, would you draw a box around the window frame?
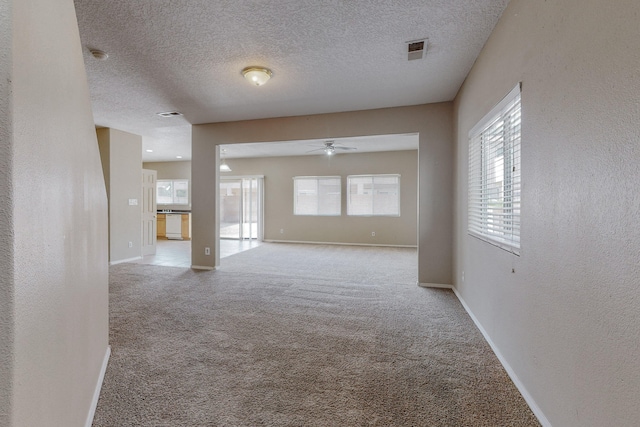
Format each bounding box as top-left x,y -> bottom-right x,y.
468,83 -> 521,254
293,176 -> 342,216
157,179 -> 189,205
346,174 -> 401,217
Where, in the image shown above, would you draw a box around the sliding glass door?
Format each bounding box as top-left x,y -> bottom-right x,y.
220,177 -> 263,240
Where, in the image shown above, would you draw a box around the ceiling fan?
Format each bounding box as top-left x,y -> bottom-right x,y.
307,141 -> 357,156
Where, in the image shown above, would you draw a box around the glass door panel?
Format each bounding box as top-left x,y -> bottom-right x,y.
242,178 -> 259,240
221,177 -> 263,241
220,180 -> 241,239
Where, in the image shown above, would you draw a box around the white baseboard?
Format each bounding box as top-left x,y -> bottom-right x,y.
85,346 -> 111,427
451,287 -> 551,427
109,256 -> 142,265
417,282 -> 454,289
264,239 -> 417,248
191,265 -> 216,271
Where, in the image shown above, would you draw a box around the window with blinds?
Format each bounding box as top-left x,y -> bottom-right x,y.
293,176 -> 341,216
347,174 -> 400,216
468,84 -> 521,254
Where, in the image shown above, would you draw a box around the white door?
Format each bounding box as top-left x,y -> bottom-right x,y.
142,169 -> 157,256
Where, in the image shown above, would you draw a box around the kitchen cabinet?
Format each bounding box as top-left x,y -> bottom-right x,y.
181,214 -> 190,240
157,213 -> 166,238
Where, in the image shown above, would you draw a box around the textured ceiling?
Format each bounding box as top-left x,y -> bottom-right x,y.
74,0 -> 510,161
221,134 -> 419,159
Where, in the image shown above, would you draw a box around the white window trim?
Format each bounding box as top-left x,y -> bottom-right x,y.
347,174 -> 401,217
468,83 -> 521,255
293,176 -> 341,216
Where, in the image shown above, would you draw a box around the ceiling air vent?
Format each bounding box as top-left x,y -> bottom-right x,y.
407,39 -> 427,61
156,111 -> 183,118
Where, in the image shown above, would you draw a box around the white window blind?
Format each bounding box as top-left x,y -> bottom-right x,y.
347,174 -> 400,216
468,84 -> 521,254
157,179 -> 189,205
294,176 -> 341,216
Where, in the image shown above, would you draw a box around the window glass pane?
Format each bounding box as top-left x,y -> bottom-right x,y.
373,175 -> 399,215
317,178 -> 341,215
347,176 -> 372,215
347,174 -> 400,216
295,178 -> 319,215
157,181 -> 173,204
173,180 -> 189,205
294,176 -> 340,216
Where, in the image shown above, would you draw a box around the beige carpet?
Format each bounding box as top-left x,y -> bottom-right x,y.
93,243 -> 539,426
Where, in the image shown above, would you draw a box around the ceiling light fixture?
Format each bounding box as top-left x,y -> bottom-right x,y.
145,149 -> 153,153
241,66 -> 272,86
89,49 -> 108,60
220,149 -> 232,172
176,155 -> 183,159
157,111 -> 183,118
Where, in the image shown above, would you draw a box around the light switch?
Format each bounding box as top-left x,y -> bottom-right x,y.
128,198 -> 138,206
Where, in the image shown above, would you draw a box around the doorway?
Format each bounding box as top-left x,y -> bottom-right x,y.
220,177 -> 263,241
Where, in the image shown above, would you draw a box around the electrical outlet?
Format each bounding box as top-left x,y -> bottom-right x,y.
371,231 -> 376,237
280,229 -> 284,234
462,271 -> 465,282
128,241 -> 133,248
205,247 -> 211,256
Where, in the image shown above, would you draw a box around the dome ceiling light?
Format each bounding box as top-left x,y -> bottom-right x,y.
242,67 -> 273,86
89,48 -> 109,60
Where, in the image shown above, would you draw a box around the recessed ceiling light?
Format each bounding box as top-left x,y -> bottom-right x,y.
145,149 -> 153,153
241,67 -> 273,86
156,111 -> 183,117
176,156 -> 183,159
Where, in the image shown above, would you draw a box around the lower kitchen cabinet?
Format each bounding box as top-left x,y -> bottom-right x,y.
181,214 -> 190,240
157,213 -> 166,238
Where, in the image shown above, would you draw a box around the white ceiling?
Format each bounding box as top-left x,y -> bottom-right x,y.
74,0 -> 509,161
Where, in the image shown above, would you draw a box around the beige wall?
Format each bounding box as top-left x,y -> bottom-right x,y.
453,0 -> 640,425
0,0 -> 12,423
7,0 -> 110,425
192,103 -> 453,283
143,160 -> 192,211
225,150 -> 418,246
98,128 -> 143,263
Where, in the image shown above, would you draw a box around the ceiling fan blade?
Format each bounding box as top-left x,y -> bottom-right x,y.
306,148 -> 327,153
333,146 -> 357,151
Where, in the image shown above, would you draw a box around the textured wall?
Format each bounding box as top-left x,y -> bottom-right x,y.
224,150 -> 418,246
0,1 -> 13,424
453,0 -> 640,425
10,0 -> 109,425
99,128 -> 143,263
192,103 -> 453,284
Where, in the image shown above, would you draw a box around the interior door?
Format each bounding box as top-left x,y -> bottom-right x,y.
142,169 -> 157,255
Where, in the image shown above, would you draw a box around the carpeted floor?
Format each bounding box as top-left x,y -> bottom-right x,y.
93,243 -> 540,426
